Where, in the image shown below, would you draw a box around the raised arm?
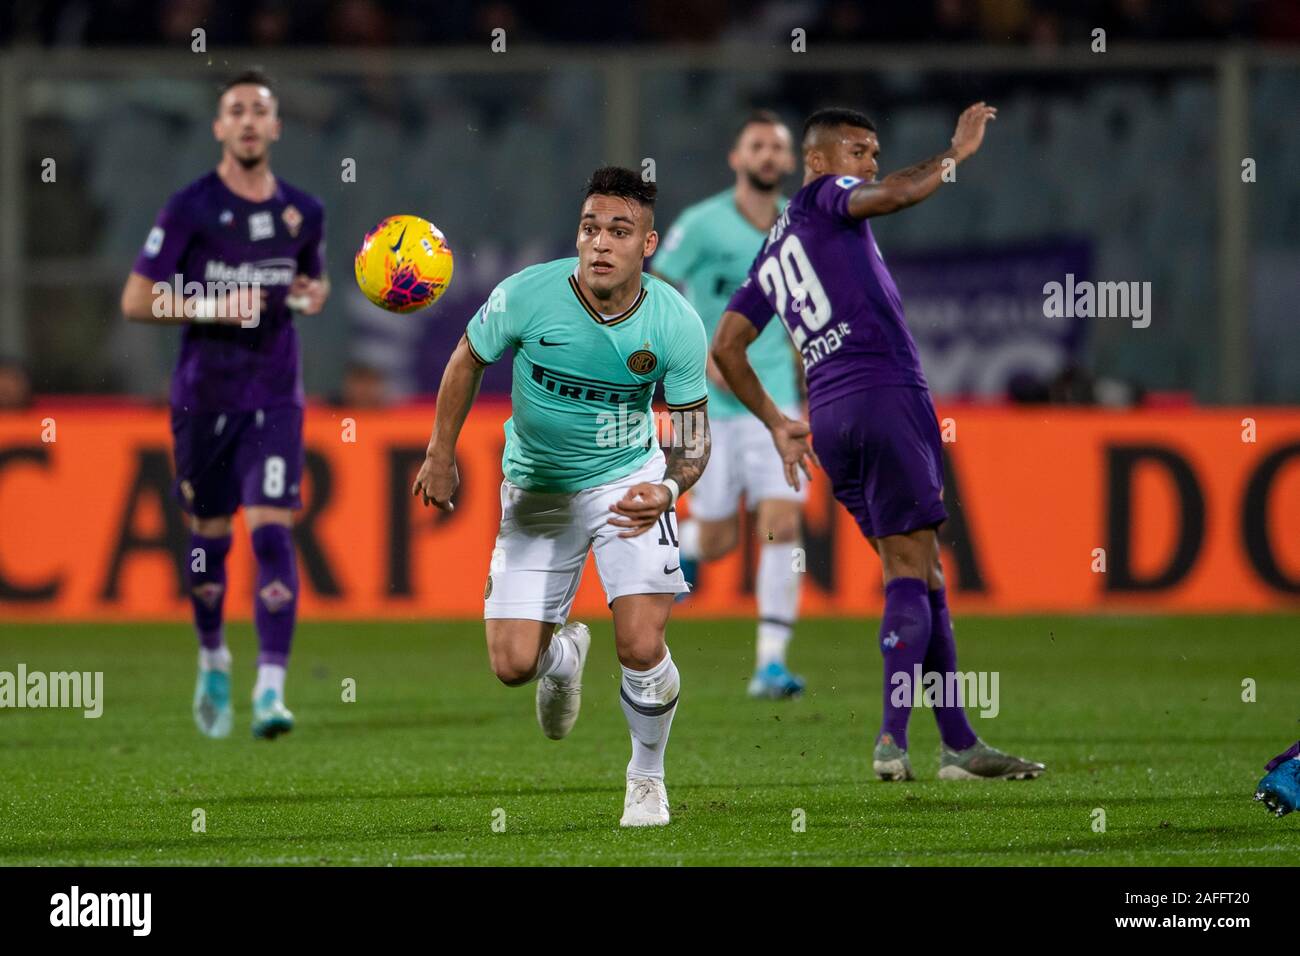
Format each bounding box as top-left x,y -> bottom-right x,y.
847,102 -> 996,220
412,333 -> 487,511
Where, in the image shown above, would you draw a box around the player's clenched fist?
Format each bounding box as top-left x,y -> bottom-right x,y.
950,101 -> 997,161
287,274 -> 329,315
412,453 -> 459,511
607,482 -> 672,538
208,283 -> 267,326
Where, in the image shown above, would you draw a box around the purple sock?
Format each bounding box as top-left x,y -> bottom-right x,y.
925,587 -> 978,752
251,524 -> 297,667
878,577 -> 932,752
1266,740 -> 1300,772
188,532 -> 231,651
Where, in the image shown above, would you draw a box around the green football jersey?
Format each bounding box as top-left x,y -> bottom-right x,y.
465,257 -> 708,493
653,189 -> 800,419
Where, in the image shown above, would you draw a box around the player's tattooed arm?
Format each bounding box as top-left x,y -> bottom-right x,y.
412,333 -> 486,511
663,407 -> 711,493
607,407 -> 710,539
847,102 -> 996,220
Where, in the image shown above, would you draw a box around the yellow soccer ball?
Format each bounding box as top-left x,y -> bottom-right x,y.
354,214 -> 454,313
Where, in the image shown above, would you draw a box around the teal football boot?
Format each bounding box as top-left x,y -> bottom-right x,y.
193,667 -> 233,739
1254,743 -> 1300,818
251,687 -> 295,740
747,661 -> 806,699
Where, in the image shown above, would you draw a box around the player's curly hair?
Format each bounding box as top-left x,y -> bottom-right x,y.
584,166 -> 657,209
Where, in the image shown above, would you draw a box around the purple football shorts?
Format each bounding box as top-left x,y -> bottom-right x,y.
810,385 -> 948,540
171,406 -> 304,518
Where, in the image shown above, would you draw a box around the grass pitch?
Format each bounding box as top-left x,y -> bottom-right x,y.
0,615 -> 1296,866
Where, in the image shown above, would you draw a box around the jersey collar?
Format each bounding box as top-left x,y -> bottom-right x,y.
568,271 -> 647,327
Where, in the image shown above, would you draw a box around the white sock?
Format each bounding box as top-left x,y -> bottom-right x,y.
678,518 -> 701,561
619,650 -> 680,780
536,628 -> 580,684
199,646 -> 231,672
254,663 -> 286,699
756,541 -> 801,668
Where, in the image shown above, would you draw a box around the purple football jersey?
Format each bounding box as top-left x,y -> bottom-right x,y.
725,174 -> 926,412
132,171 -> 325,413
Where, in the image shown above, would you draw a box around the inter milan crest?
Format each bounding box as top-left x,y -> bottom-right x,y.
627,349 -> 657,375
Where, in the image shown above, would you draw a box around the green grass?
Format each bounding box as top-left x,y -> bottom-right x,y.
0,615 -> 1296,866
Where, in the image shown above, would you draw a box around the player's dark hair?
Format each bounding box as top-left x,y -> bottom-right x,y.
802,107 -> 876,145
584,165 -> 657,210
218,68 -> 276,102
733,108 -> 785,145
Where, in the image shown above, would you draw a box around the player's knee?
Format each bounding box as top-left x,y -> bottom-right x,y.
697,537 -> 733,561
486,643 -> 538,686
928,536 -> 946,590
697,523 -> 738,561
762,513 -> 801,544
192,515 -> 233,537
245,506 -> 292,533
879,532 -> 933,582
616,637 -> 665,672
492,662 -> 536,687
880,550 -> 927,582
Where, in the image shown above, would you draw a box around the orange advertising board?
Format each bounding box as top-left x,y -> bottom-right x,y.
0,403 -> 1297,620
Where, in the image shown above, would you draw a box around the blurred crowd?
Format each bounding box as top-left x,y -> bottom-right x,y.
3,0 -> 1299,48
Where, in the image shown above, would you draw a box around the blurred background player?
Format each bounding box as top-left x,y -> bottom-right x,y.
412,167 -> 709,827
712,104 -> 1045,781
0,356 -> 32,410
119,69 -> 329,739
1255,740 -> 1300,817
653,110 -> 808,700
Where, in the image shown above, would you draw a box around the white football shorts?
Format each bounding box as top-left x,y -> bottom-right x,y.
483,449 -> 688,623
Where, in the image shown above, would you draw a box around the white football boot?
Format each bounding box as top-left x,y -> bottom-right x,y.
535,622 -> 591,740
620,776 -> 670,827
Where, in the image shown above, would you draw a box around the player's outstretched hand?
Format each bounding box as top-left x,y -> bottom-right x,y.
771,416 -> 819,491
287,274 -> 328,315
412,453 -> 459,512
607,482 -> 671,538
950,101 -> 997,161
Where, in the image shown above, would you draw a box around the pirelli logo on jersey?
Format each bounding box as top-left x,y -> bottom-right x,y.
529,362 -> 653,406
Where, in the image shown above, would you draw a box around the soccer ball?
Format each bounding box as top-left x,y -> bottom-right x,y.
354,214 -> 454,313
